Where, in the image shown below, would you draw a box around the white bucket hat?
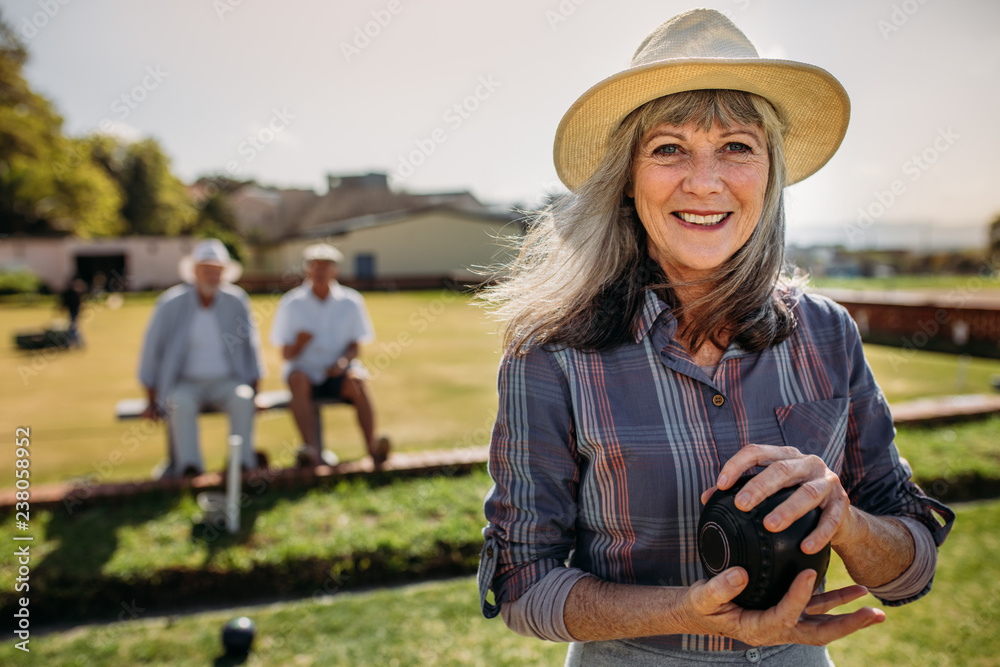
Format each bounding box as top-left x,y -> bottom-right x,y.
178,239 -> 243,284
553,8 -> 850,191
302,243 -> 344,264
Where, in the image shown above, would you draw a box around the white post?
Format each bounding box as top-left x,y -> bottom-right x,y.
953,320 -> 970,391
226,435 -> 242,534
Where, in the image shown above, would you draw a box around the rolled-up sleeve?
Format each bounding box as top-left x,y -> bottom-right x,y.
838,314 -> 955,605
479,345 -> 581,618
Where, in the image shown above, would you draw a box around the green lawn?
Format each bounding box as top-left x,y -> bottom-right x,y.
1,414 -> 994,629
0,470 -> 491,596
4,290 -> 999,488
810,273 -> 1000,292
4,499 -> 994,666
896,415 -> 1000,483
862,345 -> 1000,402
1,291 -> 503,486
1,285 -> 997,665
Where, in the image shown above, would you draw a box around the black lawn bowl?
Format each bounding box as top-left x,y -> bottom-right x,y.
221,616 -> 256,655
14,328 -> 70,351
698,475 -> 831,610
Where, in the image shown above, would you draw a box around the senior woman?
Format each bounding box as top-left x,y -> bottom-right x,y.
478,9 -> 954,666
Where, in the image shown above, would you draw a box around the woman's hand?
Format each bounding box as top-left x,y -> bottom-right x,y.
682,566 -> 884,646
701,444 -> 859,554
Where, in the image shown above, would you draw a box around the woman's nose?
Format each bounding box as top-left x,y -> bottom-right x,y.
682,152 -> 724,196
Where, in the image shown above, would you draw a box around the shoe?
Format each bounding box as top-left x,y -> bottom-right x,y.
255,450 -> 270,470
152,460 -> 171,480
295,446 -> 317,467
220,449 -> 269,475
296,446 -> 339,468
371,436 -> 391,469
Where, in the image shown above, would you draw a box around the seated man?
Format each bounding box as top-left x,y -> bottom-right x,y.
138,239 -> 263,477
271,243 -> 390,468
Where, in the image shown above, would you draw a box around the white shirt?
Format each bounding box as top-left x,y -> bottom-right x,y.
270,281 -> 375,384
180,305 -> 233,381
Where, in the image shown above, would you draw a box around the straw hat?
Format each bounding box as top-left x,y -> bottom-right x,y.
553,8 -> 850,191
178,239 -> 243,283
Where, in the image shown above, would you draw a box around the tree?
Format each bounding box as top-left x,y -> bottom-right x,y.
186,174 -> 253,262
83,133 -> 197,235
117,138 -> 196,235
0,11 -> 123,237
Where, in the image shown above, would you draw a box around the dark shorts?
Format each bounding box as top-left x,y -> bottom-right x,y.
311,375 -> 346,400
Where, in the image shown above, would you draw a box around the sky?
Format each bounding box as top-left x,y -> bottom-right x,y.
4,0 -> 999,249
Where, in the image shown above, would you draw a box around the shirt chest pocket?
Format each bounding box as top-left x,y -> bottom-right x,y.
774,398 -> 850,476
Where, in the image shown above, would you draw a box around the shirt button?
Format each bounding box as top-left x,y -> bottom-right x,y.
745,647 -> 762,663
486,547 -> 494,558
712,394 -> 725,407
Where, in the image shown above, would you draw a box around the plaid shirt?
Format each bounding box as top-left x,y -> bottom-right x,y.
479,289 -> 954,652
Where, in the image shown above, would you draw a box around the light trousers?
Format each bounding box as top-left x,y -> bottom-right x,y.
565,640 -> 835,666
166,377 -> 256,474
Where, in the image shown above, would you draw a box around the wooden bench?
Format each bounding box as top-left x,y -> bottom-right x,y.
115,389 -> 348,474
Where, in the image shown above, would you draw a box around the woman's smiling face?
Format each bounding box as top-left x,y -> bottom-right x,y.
629,120 -> 770,283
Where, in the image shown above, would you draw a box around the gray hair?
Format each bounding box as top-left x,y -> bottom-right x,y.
483,89 -> 797,354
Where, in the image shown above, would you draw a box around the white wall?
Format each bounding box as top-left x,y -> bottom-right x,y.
258,210 -> 520,280
0,236 -> 197,291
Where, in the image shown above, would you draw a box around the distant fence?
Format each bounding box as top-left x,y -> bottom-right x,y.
817,289 -> 1000,359
237,273 -> 480,293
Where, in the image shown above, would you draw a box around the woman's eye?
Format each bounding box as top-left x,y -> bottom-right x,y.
652,144 -> 678,156
726,142 -> 750,152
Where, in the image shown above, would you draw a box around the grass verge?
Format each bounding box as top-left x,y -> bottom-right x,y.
0,469 -> 492,624
810,274 -> 1000,292
1,499 -> 994,666
896,415 -> 1000,499
2,414 -> 997,627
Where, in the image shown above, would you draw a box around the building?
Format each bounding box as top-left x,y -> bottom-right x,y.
232,172 -> 523,289
1,173 -> 524,293
0,235 -> 197,292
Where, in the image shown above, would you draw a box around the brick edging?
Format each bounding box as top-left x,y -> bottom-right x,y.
1,446 -> 490,514
5,393 -> 999,514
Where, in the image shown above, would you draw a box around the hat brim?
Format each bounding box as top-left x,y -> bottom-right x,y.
179,257 -> 244,284
553,58 -> 850,191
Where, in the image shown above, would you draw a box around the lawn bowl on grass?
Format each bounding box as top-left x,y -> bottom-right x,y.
221,616 -> 256,655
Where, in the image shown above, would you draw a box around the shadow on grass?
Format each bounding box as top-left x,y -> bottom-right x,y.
191,468 -> 416,566
34,490 -> 185,622
10,468 -> 484,626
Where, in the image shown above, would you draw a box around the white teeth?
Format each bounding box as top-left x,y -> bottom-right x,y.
677,212 -> 726,225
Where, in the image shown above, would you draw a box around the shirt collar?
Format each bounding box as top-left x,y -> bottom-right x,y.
634,289 -> 676,343
304,280 -> 342,302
